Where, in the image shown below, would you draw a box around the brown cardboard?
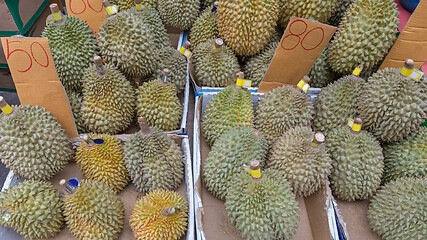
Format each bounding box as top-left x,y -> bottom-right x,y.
41,135 -> 188,240
334,199 -> 381,240
65,0 -> 107,34
167,26 -> 183,49
380,0 -> 427,70
195,95 -> 335,240
0,0 -> 45,33
0,37 -> 78,138
258,17 -> 336,93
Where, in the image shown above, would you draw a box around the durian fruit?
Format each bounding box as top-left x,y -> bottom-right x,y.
41,8 -> 97,92
202,77 -> 254,145
203,126 -> 268,200
66,90 -> 88,133
0,180 -> 63,239
267,127 -> 332,197
193,38 -> 240,87
244,41 -> 279,87
368,177 -> 426,240
326,120 -> 384,201
129,5 -> 170,49
190,5 -> 219,51
81,57 -> 135,134
313,68 -> 365,135
0,100 -> 72,180
154,46 -> 187,93
255,85 -> 314,147
359,60 -> 427,142
98,7 -> 158,79
76,134 -> 130,192
200,0 -> 214,10
157,0 -> 199,30
226,161 -> 299,240
109,0 -> 135,11
124,117 -> 184,193
277,0 -> 340,28
307,44 -> 337,88
130,189 -> 188,240
327,0 -> 356,26
328,0 -> 399,74
382,127 -> 426,184
217,0 -> 279,56
63,180 -> 125,240
136,69 -> 182,131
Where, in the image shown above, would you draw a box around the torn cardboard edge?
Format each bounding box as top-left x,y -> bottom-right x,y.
0,134 -> 195,240
193,93 -> 339,240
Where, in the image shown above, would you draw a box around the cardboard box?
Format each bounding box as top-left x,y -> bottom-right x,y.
0,134 -> 195,240
193,93 -> 341,240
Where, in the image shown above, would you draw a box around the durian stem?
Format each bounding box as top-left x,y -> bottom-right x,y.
235,72 -> 244,90
60,179 -> 74,195
49,4 -> 64,24
308,132 -> 325,148
94,56 -> 106,75
250,160 -> 262,181
162,207 -> 176,216
138,117 -> 151,135
0,96 -> 14,115
160,68 -> 170,85
401,59 -> 415,78
212,38 -> 223,54
82,135 -> 95,148
183,41 -> 191,50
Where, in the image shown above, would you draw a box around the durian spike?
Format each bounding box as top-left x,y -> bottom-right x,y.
349,118 -> 362,135
235,72 -> 244,90
183,41 -> 191,50
162,207 -> 176,216
138,117 -> 151,135
212,38 -> 223,54
160,68 -> 170,84
82,135 -> 95,148
352,64 -> 364,77
94,56 -> 106,75
0,96 -> 14,115
49,4 -> 64,24
250,160 -> 262,181
309,132 -> 325,148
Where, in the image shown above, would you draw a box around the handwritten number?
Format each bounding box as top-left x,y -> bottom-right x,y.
281,20 -> 325,51
6,39 -> 32,73
87,0 -> 103,12
301,27 -> 324,50
68,0 -> 86,14
69,0 -> 103,14
5,39 -> 50,72
30,42 -> 49,68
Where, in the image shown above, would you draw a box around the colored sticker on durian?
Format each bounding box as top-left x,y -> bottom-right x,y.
1,104 -> 13,115
46,12 -> 63,25
401,67 -> 424,81
297,79 -> 310,92
136,3 -> 147,11
236,78 -> 252,87
179,47 -> 192,58
352,67 -> 362,76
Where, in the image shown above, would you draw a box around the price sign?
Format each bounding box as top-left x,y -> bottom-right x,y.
258,17 -> 336,93
66,0 -> 107,33
1,37 -> 78,138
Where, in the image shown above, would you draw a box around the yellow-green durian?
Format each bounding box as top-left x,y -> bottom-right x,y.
190,5 -> 218,51
154,46 -> 187,93
244,41 -> 279,87
76,134 -> 130,192
0,180 -> 63,239
307,44 -> 337,88
157,0 -> 199,30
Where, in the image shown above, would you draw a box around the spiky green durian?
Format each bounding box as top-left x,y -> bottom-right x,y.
192,39 -> 240,87
124,118 -> 184,193
76,134 -> 130,192
109,0 -> 134,11
190,6 -> 218,51
307,44 -> 337,88
81,61 -> 135,134
367,177 -> 426,240
98,10 -> 158,79
217,0 -> 279,56
203,85 -> 254,145
327,125 -> 384,201
328,0 -> 399,74
267,127 -> 332,197
130,189 -> 188,240
63,180 -> 125,240
203,126 -> 268,200
129,6 -> 170,49
244,41 -> 278,87
66,90 -> 88,133
0,105 -> 72,180
277,0 -> 339,28
0,181 -> 63,239
382,128 -> 426,184
157,0 -> 199,30
200,0 -> 214,10
359,68 -> 426,142
136,75 -> 182,131
255,86 -> 314,147
41,15 -> 97,92
226,168 -> 299,240
313,74 -> 365,135
327,0 -> 356,26
153,46 -> 187,92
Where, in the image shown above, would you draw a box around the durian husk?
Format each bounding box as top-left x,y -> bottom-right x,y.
327,0 -> 356,26
307,43 -> 337,88
190,7 -> 219,51
66,89 -> 89,134
129,189 -> 188,240
367,177 -> 426,240
243,41 -> 279,87
76,134 -> 130,192
157,0 -> 199,30
152,46 -> 187,93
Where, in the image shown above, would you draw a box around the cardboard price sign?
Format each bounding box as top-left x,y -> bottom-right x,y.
65,0 -> 107,33
258,17 -> 336,93
1,37 -> 78,138
380,0 -> 427,71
